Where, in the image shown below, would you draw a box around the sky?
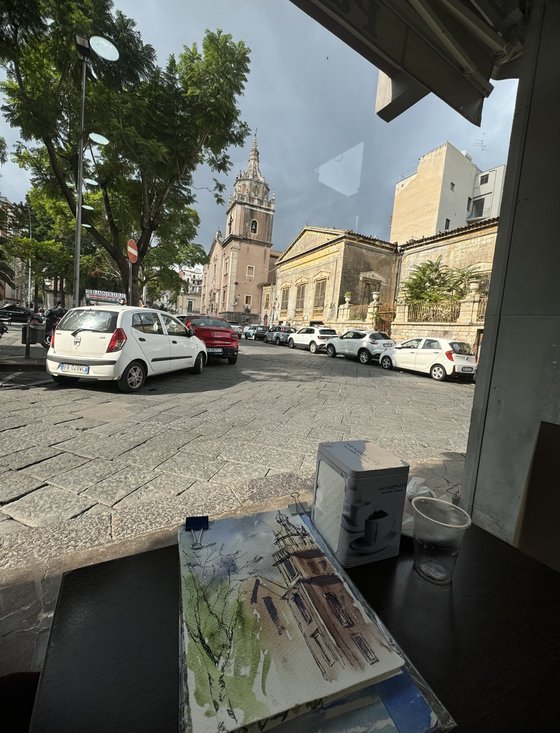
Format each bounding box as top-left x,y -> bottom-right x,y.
0,0 -> 518,253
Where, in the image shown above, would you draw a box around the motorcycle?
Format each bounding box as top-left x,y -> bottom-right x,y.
40,308 -> 66,349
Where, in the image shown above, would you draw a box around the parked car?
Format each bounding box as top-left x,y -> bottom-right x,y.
253,325 -> 269,341
378,336 -> 477,381
244,324 -> 258,339
326,330 -> 395,364
228,322 -> 243,338
182,315 -> 238,364
0,303 -> 33,323
264,326 -> 296,345
288,326 -> 338,353
46,306 -> 206,392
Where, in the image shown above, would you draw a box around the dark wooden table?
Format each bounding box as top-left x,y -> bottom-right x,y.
30,526 -> 560,733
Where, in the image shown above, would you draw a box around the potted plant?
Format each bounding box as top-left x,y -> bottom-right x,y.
344,291 -> 351,304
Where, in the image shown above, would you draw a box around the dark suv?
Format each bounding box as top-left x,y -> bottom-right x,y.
180,316 -> 238,364
253,325 -> 269,341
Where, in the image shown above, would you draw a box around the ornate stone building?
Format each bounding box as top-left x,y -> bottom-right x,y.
274,226 -> 397,327
200,137 -> 276,322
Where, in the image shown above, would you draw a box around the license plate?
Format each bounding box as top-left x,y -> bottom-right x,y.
461,366 -> 473,372
59,363 -> 90,374
207,348 -> 222,353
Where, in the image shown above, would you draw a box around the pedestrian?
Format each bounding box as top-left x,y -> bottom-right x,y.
119,297 -> 127,305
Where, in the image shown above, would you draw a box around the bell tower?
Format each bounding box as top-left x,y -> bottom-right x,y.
226,135 -> 275,243
201,135 -> 276,321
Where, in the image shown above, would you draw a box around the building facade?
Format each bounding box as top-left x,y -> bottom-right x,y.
200,137 -> 276,322
390,142 -> 505,244
274,226 -> 397,327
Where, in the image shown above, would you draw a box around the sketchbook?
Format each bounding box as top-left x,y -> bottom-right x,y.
178,509 -> 406,733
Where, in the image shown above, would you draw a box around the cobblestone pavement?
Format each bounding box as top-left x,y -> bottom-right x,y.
1,339 -> 473,568
0,339 -> 473,674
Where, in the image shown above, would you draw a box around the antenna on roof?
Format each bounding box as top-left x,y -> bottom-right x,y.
473,137 -> 488,155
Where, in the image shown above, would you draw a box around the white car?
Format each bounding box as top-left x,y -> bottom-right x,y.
46,306 -> 207,392
287,326 -> 337,353
325,330 -> 395,364
378,336 -> 477,381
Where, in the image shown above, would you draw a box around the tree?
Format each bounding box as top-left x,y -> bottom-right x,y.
0,0 -> 250,302
402,257 -> 478,302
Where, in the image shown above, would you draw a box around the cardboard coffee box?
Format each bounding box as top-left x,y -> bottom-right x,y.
311,441 -> 409,568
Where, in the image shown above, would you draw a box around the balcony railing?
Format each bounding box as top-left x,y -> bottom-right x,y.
407,301 -> 461,323
348,304 -> 369,320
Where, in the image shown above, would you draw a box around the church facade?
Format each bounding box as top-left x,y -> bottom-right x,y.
200,138 -> 280,323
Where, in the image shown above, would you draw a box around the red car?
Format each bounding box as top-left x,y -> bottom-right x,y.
180,316 -> 238,364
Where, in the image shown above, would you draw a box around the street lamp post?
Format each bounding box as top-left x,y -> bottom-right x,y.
72,35 -> 119,308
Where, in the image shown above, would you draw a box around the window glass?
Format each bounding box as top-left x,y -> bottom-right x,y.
369,332 -> 390,340
191,317 -> 230,328
402,338 -> 422,349
280,289 -> 289,311
313,279 -> 326,311
58,309 -> 117,333
140,312 -> 163,334
162,313 -> 187,336
319,329 -> 337,335
480,173 -> 489,185
354,331 -> 366,339
450,341 -> 474,355
423,339 -> 440,349
247,265 -> 255,277
295,283 -> 306,311
341,332 -> 353,339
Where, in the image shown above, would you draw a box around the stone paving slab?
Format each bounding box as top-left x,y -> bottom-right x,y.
2,486 -> 95,526
112,484 -> 243,541
82,465 -> 160,506
210,461 -> 270,484
46,458 -> 122,493
4,446 -> 62,470
23,452 -> 90,481
114,473 -> 197,508
0,471 -> 46,504
156,455 -> 226,481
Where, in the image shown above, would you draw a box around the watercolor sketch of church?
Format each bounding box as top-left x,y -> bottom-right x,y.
179,510 -> 404,733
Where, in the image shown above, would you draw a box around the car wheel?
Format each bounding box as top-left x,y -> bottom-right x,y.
190,352 -> 205,374
118,361 -> 147,392
288,338 -> 295,349
358,349 -> 371,365
326,344 -> 336,358
430,364 -> 446,381
275,337 -> 280,345
227,354 -> 238,365
51,375 -> 79,386
380,355 -> 393,370
309,341 -> 318,354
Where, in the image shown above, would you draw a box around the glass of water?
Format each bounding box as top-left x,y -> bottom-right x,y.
411,497 -> 472,585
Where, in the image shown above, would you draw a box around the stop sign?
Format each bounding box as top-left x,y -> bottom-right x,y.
127,239 -> 138,263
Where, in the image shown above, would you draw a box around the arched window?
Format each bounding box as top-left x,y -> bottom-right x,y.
251,219 -> 258,234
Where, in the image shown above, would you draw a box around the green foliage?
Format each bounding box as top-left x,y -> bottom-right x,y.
402,257 -> 479,303
0,1 -> 251,300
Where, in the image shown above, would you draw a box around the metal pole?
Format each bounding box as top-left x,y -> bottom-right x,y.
128,260 -> 132,305
27,205 -> 32,308
73,57 -> 87,308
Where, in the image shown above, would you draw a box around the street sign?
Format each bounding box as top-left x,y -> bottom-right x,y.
127,239 -> 138,263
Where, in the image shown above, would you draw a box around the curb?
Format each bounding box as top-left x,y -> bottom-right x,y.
0,361 -> 46,372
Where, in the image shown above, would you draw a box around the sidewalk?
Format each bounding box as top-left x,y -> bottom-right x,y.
0,327 -> 46,371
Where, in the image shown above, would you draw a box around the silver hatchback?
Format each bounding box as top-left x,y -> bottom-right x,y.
326,330 -> 395,364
